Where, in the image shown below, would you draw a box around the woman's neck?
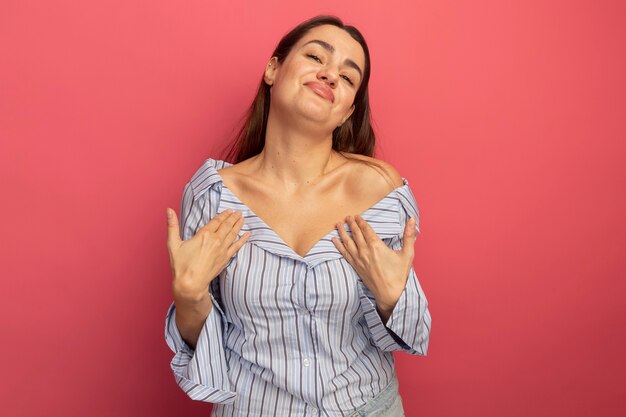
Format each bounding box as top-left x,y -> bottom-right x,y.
253,115 -> 344,191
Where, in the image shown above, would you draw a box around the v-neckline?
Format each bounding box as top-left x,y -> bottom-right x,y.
213,162 -> 409,260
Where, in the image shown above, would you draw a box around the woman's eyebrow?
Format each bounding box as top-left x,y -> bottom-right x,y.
303,39 -> 363,79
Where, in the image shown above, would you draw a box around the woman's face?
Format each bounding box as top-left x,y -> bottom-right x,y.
264,24 -> 366,133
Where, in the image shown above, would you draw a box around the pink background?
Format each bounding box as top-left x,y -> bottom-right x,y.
1,1 -> 625,416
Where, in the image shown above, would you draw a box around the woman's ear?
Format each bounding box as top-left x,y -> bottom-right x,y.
264,57 -> 279,86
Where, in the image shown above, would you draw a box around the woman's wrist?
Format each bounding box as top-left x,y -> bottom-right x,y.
172,280 -> 210,304
376,304 -> 393,324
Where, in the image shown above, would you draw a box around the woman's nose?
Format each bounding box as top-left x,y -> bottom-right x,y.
318,68 -> 338,87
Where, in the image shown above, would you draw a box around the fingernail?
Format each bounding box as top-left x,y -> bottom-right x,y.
166,208 -> 172,219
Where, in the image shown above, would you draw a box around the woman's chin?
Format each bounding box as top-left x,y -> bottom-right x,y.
295,103 -> 336,123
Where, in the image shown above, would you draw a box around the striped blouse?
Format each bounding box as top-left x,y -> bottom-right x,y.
164,158 -> 431,416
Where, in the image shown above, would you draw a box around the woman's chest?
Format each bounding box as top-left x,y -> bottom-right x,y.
218,165 -> 390,258
223,185 -> 360,258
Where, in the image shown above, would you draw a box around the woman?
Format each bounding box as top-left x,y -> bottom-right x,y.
165,15 -> 431,417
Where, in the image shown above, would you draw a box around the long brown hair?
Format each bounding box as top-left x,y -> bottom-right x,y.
220,15 -> 377,164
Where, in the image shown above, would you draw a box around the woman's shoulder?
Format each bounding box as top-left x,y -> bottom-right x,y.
341,152 -> 406,197
342,152 -> 419,232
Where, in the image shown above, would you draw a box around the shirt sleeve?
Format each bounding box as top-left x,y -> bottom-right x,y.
164,181 -> 237,403
359,184 -> 432,355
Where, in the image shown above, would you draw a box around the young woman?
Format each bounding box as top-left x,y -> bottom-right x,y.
165,15 -> 431,417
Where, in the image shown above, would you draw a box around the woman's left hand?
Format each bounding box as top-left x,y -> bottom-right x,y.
332,214 -> 417,319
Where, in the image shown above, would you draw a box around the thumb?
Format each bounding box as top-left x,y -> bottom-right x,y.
166,208 -> 182,248
401,217 -> 417,258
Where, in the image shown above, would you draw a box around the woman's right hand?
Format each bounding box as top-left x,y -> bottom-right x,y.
166,207 -> 251,302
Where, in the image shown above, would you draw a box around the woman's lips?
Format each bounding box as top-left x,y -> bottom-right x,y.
304,82 -> 335,103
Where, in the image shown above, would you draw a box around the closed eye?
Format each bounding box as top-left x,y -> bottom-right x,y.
341,75 -> 354,86
307,54 -> 355,86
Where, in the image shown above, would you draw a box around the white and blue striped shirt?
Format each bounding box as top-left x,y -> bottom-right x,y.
165,158 -> 431,416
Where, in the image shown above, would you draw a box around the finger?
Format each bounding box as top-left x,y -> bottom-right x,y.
402,217 -> 417,258
215,210 -> 244,237
331,235 -> 351,262
335,221 -> 357,261
224,215 -> 246,243
226,231 -> 252,258
346,215 -> 367,250
166,208 -> 181,249
354,214 -> 380,244
203,209 -> 235,233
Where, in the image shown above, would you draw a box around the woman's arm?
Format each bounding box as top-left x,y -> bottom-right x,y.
173,291 -> 213,350
163,178 -> 248,403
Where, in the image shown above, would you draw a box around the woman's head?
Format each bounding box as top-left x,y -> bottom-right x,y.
223,15 -> 375,163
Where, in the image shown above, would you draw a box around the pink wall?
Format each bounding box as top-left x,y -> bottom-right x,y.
1,1 -> 625,416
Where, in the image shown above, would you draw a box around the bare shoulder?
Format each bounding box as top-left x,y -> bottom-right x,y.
216,157 -> 257,186
340,152 -> 405,200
